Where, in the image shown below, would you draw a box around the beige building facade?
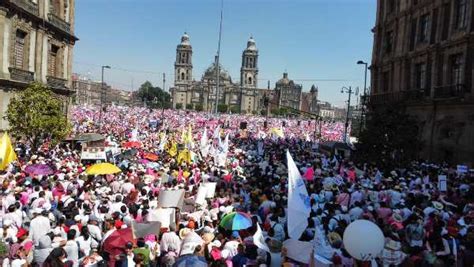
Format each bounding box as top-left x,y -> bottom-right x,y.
0,0 -> 77,129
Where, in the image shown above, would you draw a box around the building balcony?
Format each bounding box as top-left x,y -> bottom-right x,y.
433,84 -> 465,99
10,0 -> 39,17
8,67 -> 34,83
368,89 -> 425,105
47,76 -> 68,90
48,13 -> 71,34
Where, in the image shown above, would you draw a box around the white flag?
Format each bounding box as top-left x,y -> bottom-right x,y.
287,150 -> 311,239
200,128 -> 210,157
213,125 -> 221,139
158,133 -> 167,152
253,224 -> 270,253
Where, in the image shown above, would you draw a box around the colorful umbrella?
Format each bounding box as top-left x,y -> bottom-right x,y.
144,152 -> 159,161
123,141 -> 142,149
25,164 -> 53,176
86,163 -> 121,175
219,211 -> 252,230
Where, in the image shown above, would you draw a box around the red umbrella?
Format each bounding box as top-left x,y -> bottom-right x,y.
102,228 -> 134,257
144,152 -> 159,161
123,141 -> 142,149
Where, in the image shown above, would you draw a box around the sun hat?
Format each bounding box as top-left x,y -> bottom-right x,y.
432,201 -> 444,210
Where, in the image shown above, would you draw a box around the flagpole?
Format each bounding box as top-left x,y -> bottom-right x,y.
214,0 -> 224,114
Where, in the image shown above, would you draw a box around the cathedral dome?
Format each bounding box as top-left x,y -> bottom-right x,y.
180,32 -> 190,46
246,36 -> 257,51
203,62 -> 232,82
276,72 -> 291,86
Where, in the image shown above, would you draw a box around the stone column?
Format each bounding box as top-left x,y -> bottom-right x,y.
41,32 -> 48,82
29,29 -> 36,72
35,27 -> 44,82
0,8 -> 10,79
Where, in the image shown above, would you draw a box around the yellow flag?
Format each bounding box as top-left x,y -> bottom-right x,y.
167,141 -> 177,157
177,149 -> 191,165
271,127 -> 284,138
0,133 -> 17,170
185,125 -> 193,144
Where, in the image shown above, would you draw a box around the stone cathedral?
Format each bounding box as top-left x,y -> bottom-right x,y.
170,33 -> 265,114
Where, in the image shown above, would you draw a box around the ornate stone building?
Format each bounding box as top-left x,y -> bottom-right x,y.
0,0 -> 77,129
275,72 -> 303,110
369,0 -> 474,164
170,33 -> 266,113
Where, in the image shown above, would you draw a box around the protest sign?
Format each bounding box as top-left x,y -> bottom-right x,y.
157,189 -> 185,209
148,208 -> 175,228
438,175 -> 447,191
131,221 -> 161,238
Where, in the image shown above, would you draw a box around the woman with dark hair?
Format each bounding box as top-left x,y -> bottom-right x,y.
42,248 -> 69,267
76,226 -> 92,257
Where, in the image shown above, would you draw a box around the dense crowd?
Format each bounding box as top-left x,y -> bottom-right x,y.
0,105 -> 473,267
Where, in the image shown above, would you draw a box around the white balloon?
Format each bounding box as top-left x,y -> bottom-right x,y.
343,219 -> 384,261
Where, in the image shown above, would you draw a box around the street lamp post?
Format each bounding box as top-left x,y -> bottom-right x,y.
341,86 -> 357,143
100,65 -> 111,131
357,60 -> 368,136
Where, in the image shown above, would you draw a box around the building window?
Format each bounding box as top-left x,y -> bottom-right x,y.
248,76 -> 252,85
418,14 -> 429,43
181,72 -> 185,81
48,44 -> 59,77
14,30 -> 27,69
415,63 -> 427,90
383,31 -> 394,54
450,54 -> 463,85
455,0 -> 467,29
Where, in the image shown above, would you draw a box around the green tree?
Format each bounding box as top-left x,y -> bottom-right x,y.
355,105 -> 421,171
175,103 -> 183,110
217,104 -> 228,113
194,104 -> 203,112
6,83 -> 71,150
186,104 -> 193,110
137,81 -> 171,109
230,106 -> 240,114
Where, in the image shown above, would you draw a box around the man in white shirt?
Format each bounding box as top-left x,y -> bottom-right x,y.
160,224 -> 181,255
28,209 -> 51,245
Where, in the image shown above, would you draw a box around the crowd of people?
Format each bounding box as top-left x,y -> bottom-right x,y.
0,105 -> 473,267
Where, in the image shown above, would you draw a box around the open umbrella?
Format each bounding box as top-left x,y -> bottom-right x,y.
86,163 -> 121,175
102,228 -> 133,257
123,141 -> 142,149
25,164 -> 53,176
144,152 -> 159,161
219,211 -> 252,231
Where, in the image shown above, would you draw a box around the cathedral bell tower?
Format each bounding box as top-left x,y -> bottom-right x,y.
240,36 -> 258,89
175,32 -> 193,85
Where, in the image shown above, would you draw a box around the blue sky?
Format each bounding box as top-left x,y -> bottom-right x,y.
73,0 -> 376,107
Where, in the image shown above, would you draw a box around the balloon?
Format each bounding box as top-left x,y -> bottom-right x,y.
343,220 -> 384,261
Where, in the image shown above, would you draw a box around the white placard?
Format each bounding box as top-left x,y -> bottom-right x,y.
438,175 -> 447,192
457,165 -> 468,174
195,186 -> 207,206
148,208 -> 175,228
204,182 -> 217,198
157,189 -> 185,209
283,239 -> 313,264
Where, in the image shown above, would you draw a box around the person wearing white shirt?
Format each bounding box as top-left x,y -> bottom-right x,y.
28,210 -> 51,245
160,224 -> 181,255
63,229 -> 79,267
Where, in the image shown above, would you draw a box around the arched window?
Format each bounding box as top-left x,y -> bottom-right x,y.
181,72 -> 185,81
248,76 -> 252,85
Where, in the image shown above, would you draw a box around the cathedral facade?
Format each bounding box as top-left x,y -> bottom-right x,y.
170,33 -> 265,113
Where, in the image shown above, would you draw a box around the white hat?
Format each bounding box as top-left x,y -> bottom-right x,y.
33,208 -> 43,214
74,215 -> 81,221
3,219 -> 12,227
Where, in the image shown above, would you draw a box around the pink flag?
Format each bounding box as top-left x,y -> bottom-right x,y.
177,168 -> 183,182
303,167 -> 314,181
